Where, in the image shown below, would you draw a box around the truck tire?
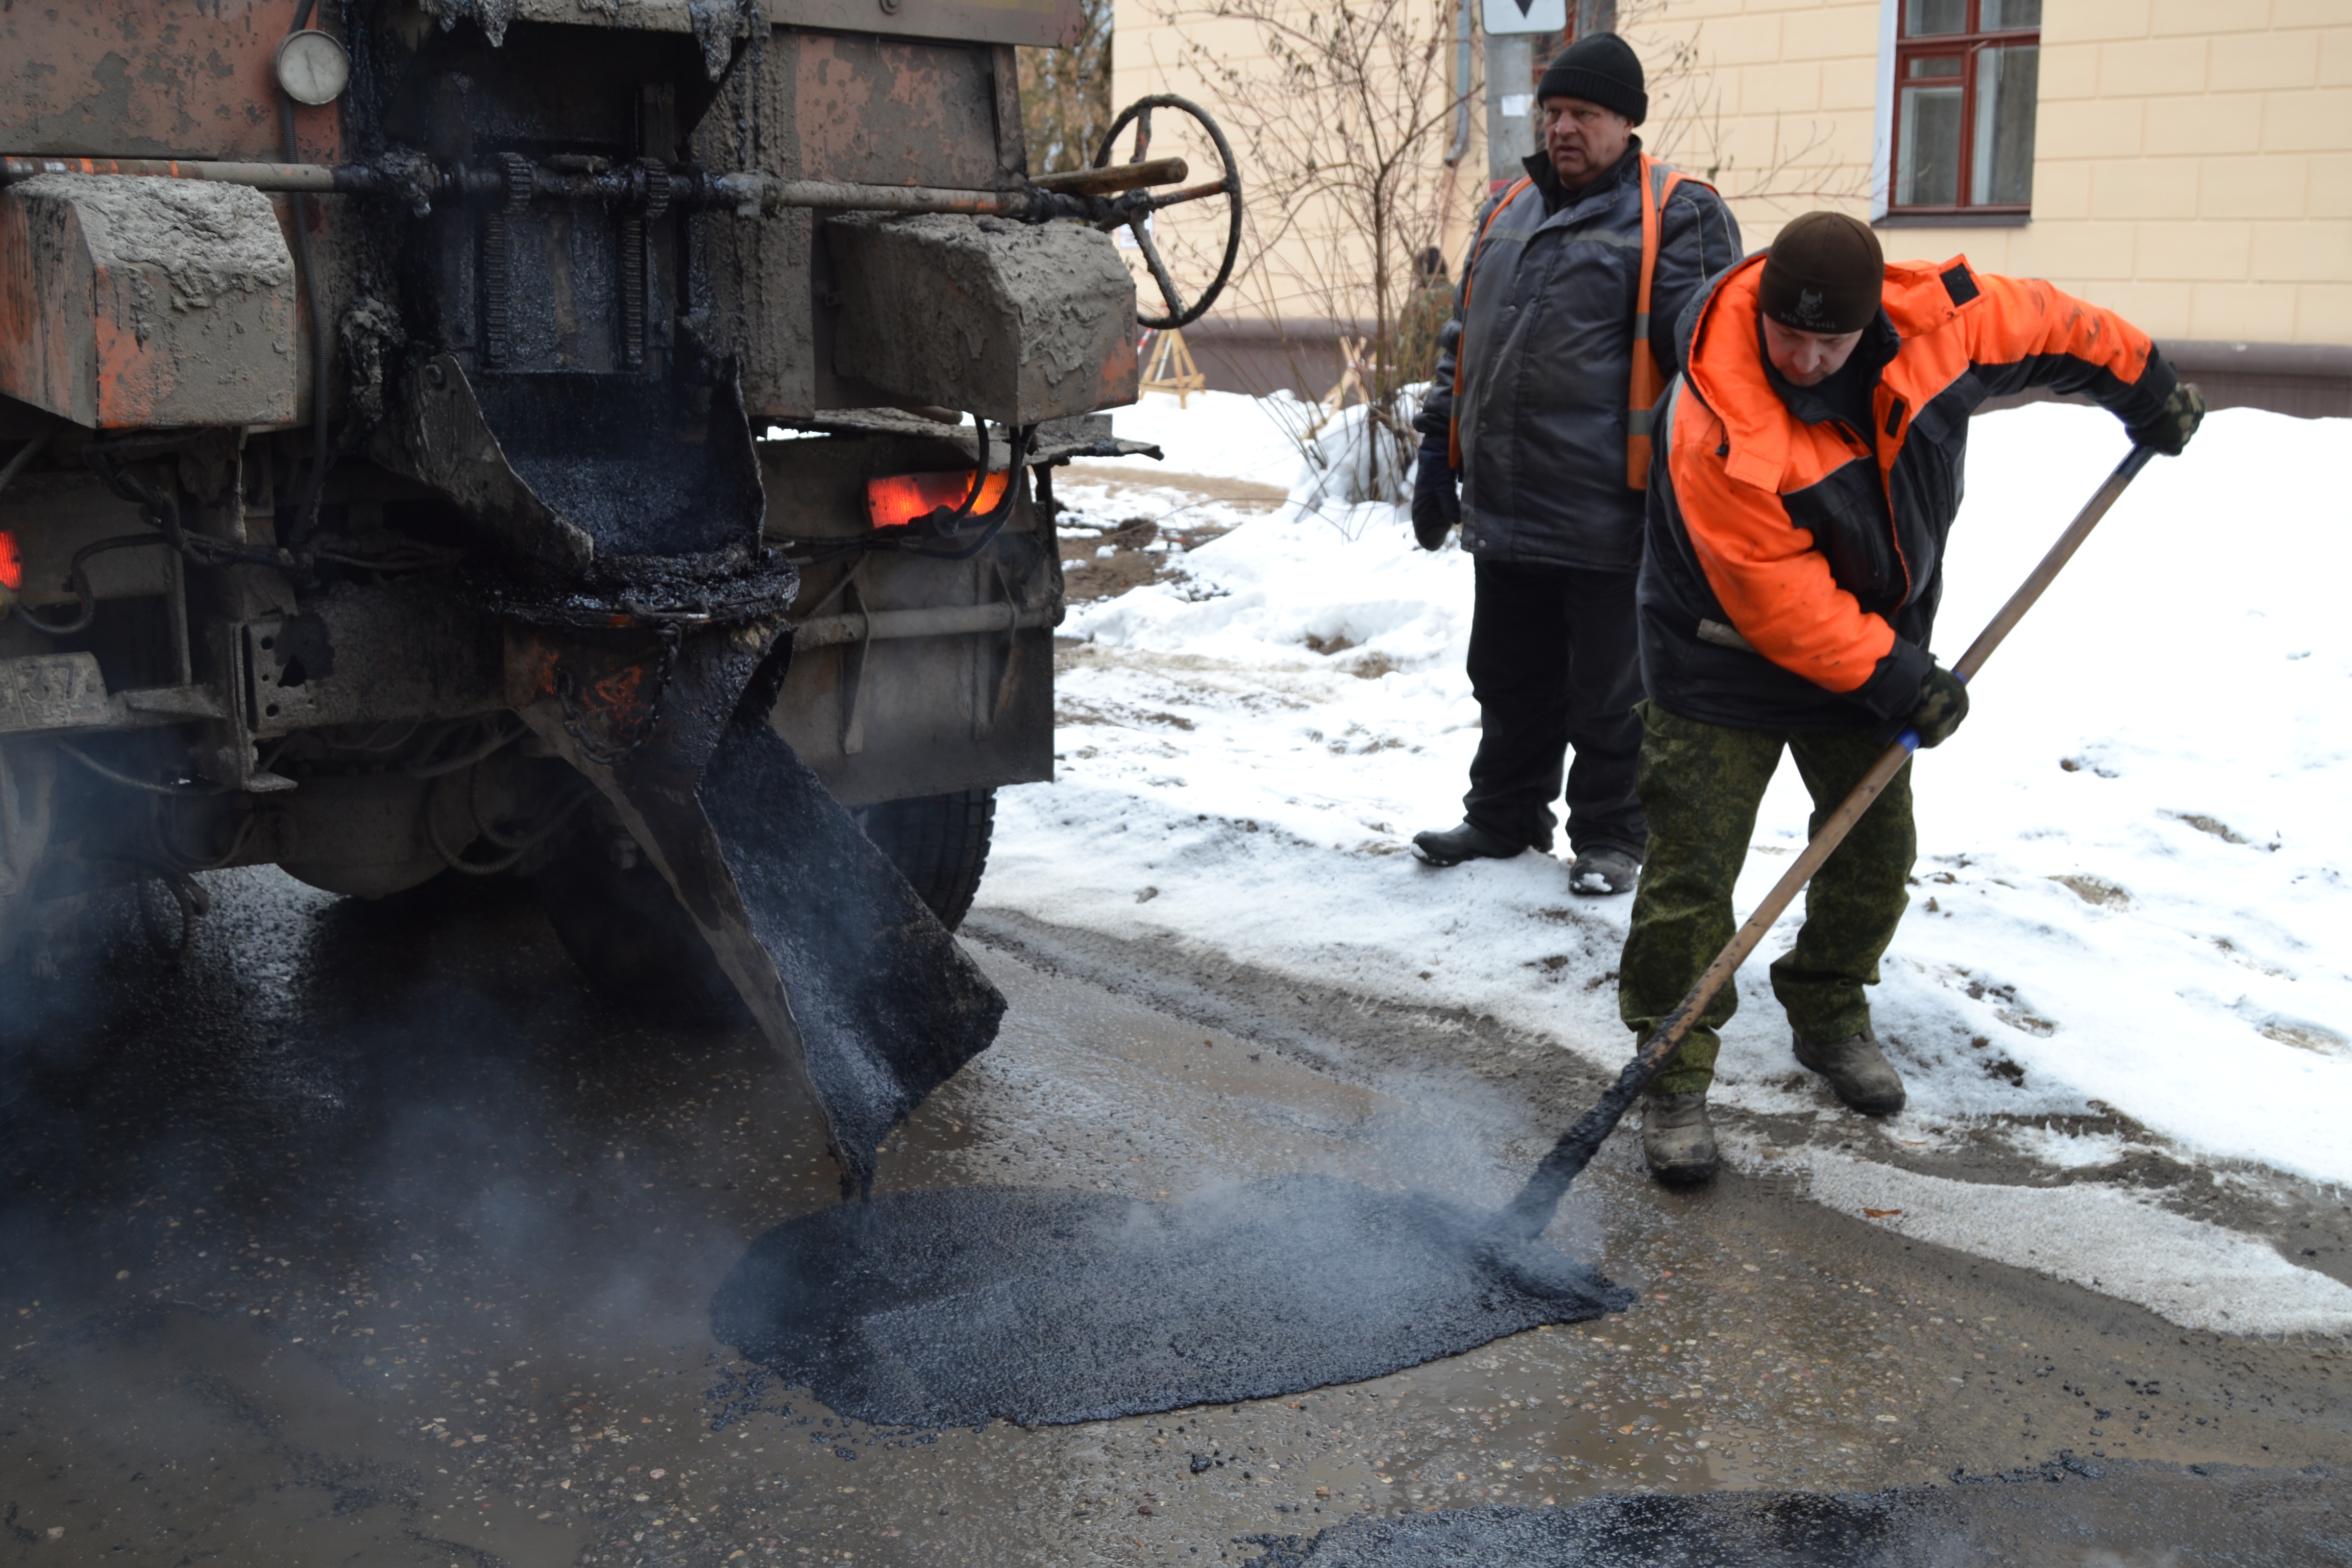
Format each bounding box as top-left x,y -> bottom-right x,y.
534,845 -> 745,1025
853,789 -> 996,933
535,787 -> 994,1019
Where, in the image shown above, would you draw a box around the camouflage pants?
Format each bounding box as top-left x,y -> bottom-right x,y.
1618,701 -> 1916,1098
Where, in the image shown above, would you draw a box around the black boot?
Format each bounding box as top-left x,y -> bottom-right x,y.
1411,819 -> 1526,867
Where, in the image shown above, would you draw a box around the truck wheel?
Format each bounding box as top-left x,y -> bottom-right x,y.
854,789 -> 996,932
533,844 -> 745,1024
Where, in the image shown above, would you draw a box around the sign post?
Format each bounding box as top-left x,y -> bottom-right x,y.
1481,0 -> 1563,32
1481,0 -> 1559,186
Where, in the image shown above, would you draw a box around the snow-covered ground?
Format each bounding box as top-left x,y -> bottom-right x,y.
982,390 -> 2352,1337
1069,388 -> 1311,491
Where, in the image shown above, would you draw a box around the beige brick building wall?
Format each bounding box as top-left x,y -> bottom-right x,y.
1624,0 -> 2352,346
1118,0 -> 2352,355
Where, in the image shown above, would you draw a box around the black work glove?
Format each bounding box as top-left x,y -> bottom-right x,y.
2127,379 -> 2206,457
1906,662 -> 1970,749
1410,433 -> 1460,551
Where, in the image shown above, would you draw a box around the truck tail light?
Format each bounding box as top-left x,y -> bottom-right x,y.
866,471 -> 1010,531
0,531 -> 21,593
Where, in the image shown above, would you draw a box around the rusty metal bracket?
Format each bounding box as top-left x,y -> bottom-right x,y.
550,626 -> 682,767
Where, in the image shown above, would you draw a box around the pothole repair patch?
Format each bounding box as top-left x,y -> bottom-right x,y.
712,1173 -> 1629,1427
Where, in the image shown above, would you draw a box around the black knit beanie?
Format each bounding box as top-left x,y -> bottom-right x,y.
1758,212 -> 1884,335
1535,33 -> 1647,126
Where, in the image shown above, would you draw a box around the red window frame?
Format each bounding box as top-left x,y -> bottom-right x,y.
1888,0 -> 2040,217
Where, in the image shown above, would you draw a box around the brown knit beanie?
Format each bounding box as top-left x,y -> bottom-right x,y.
1758,212 -> 1884,334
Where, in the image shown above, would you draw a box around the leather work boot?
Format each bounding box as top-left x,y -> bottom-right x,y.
1568,845 -> 1640,896
1792,1027 -> 1908,1114
1640,1092 -> 1719,1185
1411,819 -> 1525,867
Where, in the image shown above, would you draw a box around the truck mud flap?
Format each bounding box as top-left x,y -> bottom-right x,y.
512,622 -> 1004,1197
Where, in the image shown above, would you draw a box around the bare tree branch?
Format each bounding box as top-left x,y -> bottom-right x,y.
1019,0 -> 1116,174
1147,0 -> 1474,501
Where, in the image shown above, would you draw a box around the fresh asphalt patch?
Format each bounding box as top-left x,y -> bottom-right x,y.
712,1176 -> 1630,1428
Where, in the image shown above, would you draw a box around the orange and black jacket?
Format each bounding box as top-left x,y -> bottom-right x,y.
1636,253 -> 2179,731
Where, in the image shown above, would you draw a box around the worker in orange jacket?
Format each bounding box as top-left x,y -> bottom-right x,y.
1621,212 -> 2204,1183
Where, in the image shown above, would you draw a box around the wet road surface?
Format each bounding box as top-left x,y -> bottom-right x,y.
2,871 -> 2345,1565
1237,1459 -> 2349,1565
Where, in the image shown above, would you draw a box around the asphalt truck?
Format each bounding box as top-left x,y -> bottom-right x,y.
0,0 -> 1240,1193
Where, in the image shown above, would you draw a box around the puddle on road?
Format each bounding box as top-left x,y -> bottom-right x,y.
712,1176 -> 1628,1428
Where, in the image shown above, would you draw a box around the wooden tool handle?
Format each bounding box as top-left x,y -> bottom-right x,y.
1494,441 -> 2161,1242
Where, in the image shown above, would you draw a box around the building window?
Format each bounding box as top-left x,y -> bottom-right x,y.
1890,0 -> 2039,215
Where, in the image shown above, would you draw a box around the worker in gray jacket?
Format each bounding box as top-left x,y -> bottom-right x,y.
1411,33 -> 1742,895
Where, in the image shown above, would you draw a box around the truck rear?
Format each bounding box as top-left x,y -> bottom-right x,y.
0,0 -> 1237,1192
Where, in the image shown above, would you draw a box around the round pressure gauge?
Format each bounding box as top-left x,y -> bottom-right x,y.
275,29 -> 351,107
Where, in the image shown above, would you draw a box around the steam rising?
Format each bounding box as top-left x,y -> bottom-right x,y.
712,1174 -> 1630,1428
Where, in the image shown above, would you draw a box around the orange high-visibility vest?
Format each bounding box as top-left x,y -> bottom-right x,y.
1624,154 -> 1708,488
1447,154 -> 1712,491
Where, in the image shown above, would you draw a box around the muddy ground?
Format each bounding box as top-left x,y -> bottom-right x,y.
1052,465 -> 1278,604
1,870 -> 2344,1567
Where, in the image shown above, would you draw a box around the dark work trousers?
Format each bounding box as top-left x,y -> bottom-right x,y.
1618,701 -> 1917,1097
1460,558 -> 1647,857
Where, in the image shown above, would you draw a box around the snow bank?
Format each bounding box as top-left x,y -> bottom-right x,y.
1068,388 -> 1309,488
982,399 -> 2352,1335
1072,387 -> 1422,514
1791,1144 -> 2352,1337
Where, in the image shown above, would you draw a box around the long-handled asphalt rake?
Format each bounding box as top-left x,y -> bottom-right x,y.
715,442 -> 2168,1431
1491,442 -> 2162,1243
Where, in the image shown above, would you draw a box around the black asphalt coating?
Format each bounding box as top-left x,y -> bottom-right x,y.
472,371 -> 764,560
702,721 -> 1008,1194
712,1175 -> 1633,1428
1236,1459 -> 2352,1566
